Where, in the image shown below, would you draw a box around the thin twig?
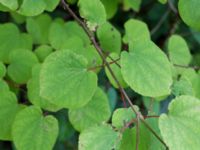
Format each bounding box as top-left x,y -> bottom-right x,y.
60,1 -> 168,149
151,9 -> 170,35
88,58 -> 120,71
107,55 -> 121,68
174,64 -> 200,71
168,0 -> 178,15
136,116 -> 140,150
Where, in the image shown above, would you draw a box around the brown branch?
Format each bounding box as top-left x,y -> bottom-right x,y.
136,116 -> 140,150
88,58 -> 120,71
107,54 -> 121,68
60,1 -> 168,149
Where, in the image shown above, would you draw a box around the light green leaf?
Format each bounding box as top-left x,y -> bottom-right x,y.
97,22 -> 121,54
0,23 -> 21,63
0,79 -> 9,91
159,96 -> 200,150
40,50 -> 97,109
123,19 -> 150,45
0,61 -> 6,78
123,0 -> 142,12
12,106 -> 58,150
181,69 -> 200,99
79,125 -> 119,150
101,0 -> 119,19
28,64 -> 62,112
112,107 -> 137,128
18,0 -> 46,16
0,0 -> 18,10
105,53 -> 127,88
0,90 -> 22,140
8,49 -> 39,84
172,77 -> 194,97
69,87 -> 111,131
49,21 -> 89,50
34,45 -> 53,62
44,0 -> 60,11
78,0 -> 107,30
119,118 -> 165,150
178,0 -> 200,31
121,41 -> 172,97
168,35 -> 192,66
64,21 -> 90,46
69,45 -> 102,69
194,72 -> 200,99
26,14 -> 52,44
49,22 -> 66,50
158,0 -> 167,4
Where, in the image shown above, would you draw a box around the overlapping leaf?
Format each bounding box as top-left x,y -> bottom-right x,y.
12,106 -> 58,150
40,50 -> 97,109
69,88 -> 111,131
121,41 -> 172,97
159,96 -> 200,150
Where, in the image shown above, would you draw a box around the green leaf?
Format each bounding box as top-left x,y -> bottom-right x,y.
55,110 -> 75,142
0,0 -> 18,10
0,79 -> 9,91
64,21 -> 90,46
0,61 -> 6,78
49,21 -> 89,50
158,0 -> 167,4
26,14 -> 52,44
18,0 -> 46,16
19,33 -> 33,50
69,87 -> 111,131
119,118 -> 165,150
27,64 -> 62,112
171,77 -> 194,97
123,19 -> 150,45
44,0 -> 60,11
79,125 -> 119,150
101,0 -> 119,19
107,87 -> 117,112
10,12 -> 26,24
40,50 -> 97,109
69,45 -> 102,69
143,97 -> 160,115
105,53 -> 127,88
8,49 -> 39,84
0,23 -> 21,63
159,96 -> 200,150
78,0 -> 107,30
178,0 -> 200,31
97,22 -> 121,54
0,90 -> 22,140
34,45 -> 53,62
181,69 -> 200,99
112,107 -> 137,128
123,0 -> 142,12
0,3 -> 9,11
193,72 -> 200,99
49,22 -> 67,50
121,41 -> 172,97
12,106 -> 58,150
168,35 -> 192,66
